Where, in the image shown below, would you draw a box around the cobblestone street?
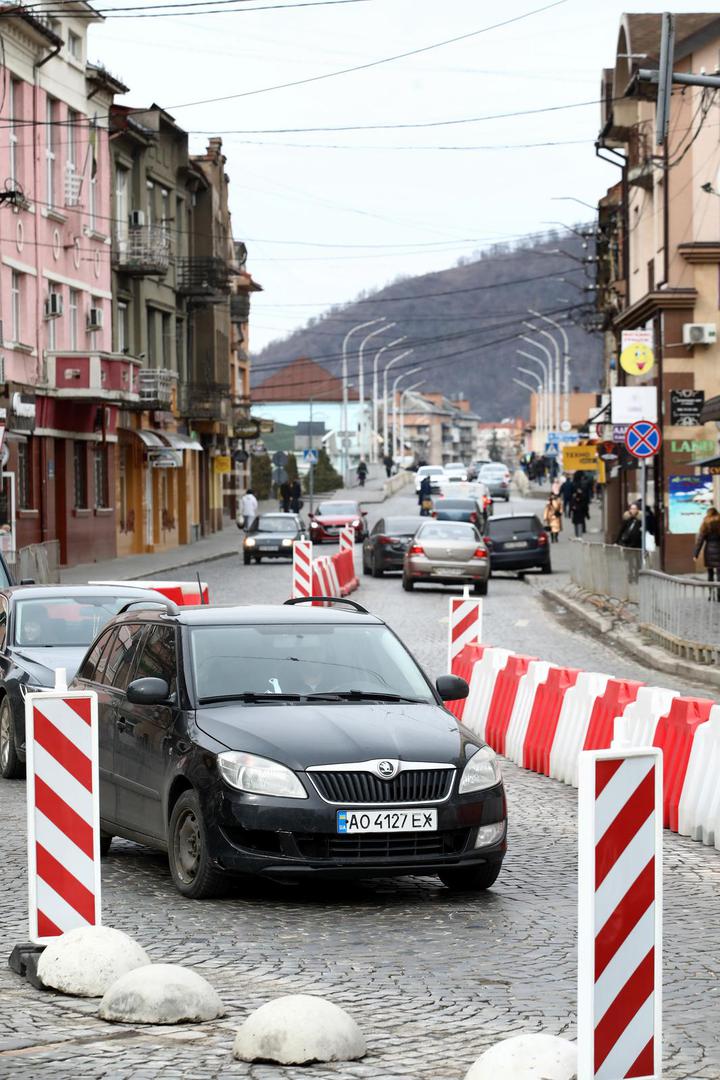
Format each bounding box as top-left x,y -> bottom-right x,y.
1,490 -> 719,1079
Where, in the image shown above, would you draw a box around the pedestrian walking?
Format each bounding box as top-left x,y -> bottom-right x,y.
560,475 -> 573,518
543,494 -> 563,543
570,488 -> 588,539
418,474 -> 432,516
616,502 -> 642,548
356,458 -> 368,487
279,480 -> 291,513
694,507 -> 720,593
239,488 -> 258,530
290,478 -> 303,514
383,453 -> 394,479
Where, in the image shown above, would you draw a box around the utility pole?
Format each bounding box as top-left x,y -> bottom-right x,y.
529,309 -> 571,425
391,365 -> 422,460
308,397 -> 315,516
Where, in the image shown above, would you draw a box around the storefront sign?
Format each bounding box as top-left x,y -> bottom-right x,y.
620,329 -> 655,377
668,474 -> 713,534
669,439 -> 715,457
147,449 -> 182,469
234,421 -> 260,440
214,455 -> 231,474
611,386 -> 657,424
563,445 -> 600,471
670,390 -> 705,426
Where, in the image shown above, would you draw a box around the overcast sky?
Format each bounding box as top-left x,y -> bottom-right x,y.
92,0 -> 711,350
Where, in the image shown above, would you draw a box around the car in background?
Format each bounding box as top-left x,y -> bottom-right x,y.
478,462 -> 511,501
414,465 -> 445,494
444,463 -> 468,482
362,515 -> 420,577
431,496 -> 488,532
0,584 -> 167,779
243,513 -> 304,564
485,514 -> 551,576
467,459 -> 491,481
309,501 -> 367,543
71,600 -> 507,897
436,478 -> 493,514
403,521 -> 489,595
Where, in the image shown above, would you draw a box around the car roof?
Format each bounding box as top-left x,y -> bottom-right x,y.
109,604 -> 384,627
1,584 -> 166,600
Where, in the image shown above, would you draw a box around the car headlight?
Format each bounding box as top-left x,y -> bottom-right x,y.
217,751 -> 307,799
310,521 -> 319,528
459,747 -> 502,793
244,537 -> 256,547
281,538 -> 293,547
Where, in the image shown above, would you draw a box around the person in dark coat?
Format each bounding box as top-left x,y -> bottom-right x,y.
279,480 -> 291,513
570,488 -> 588,538
383,453 -> 394,478
694,507 -> 720,585
290,479 -> 303,513
616,503 -> 642,548
560,476 -> 574,518
418,474 -> 432,516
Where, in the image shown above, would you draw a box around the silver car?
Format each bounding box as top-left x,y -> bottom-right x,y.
478,463 -> 511,501
402,521 -> 489,595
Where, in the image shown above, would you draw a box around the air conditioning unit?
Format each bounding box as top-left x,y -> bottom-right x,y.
129,209 -> 145,228
87,307 -> 104,331
44,292 -> 63,318
682,322 -> 717,346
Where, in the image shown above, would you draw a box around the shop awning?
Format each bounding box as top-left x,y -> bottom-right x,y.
689,455 -> 720,467
119,428 -> 165,448
158,432 -> 203,452
700,395 -> 720,424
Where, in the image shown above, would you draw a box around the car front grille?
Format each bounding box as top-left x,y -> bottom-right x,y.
294,829 -> 471,861
308,768 -> 454,804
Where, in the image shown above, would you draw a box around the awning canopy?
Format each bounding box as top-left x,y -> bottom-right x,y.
119,427 -> 165,448
700,395 -> 720,424
689,455 -> 720,467
158,432 -> 203,452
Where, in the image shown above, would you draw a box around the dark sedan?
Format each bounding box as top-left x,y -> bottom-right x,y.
0,584 -> 167,778
431,496 -> 487,531
309,501 -> 367,543
486,514 -> 551,575
362,515 -> 421,576
243,513 -> 305,564
71,601 -> 507,899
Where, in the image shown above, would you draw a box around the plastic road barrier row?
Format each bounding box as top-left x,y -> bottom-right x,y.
91,580 -> 209,606
292,541 -> 359,604
452,641 -> 720,852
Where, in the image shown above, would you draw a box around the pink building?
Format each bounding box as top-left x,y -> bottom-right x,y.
0,4 -> 135,565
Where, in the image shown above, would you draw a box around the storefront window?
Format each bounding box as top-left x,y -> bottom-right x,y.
73,442 -> 87,509
94,444 -> 109,508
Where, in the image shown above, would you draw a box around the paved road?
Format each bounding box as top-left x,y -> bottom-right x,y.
1,487 -> 718,1079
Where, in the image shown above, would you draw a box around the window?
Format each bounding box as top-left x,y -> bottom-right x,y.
162,312 -> 172,368
93,444 -> 109,508
77,627 -> 114,683
146,180 -> 154,226
0,597 -> 8,651
47,283 -> 60,350
66,108 -> 79,206
10,272 -> 21,342
73,441 -> 87,508
45,98 -> 57,208
69,289 -> 79,349
115,165 -> 128,246
17,442 -> 31,509
9,80 -> 19,187
68,30 -> 81,60
175,318 -> 185,381
104,623 -> 145,690
147,307 -> 157,365
160,188 -> 169,236
134,625 -> 177,697
116,301 -> 128,352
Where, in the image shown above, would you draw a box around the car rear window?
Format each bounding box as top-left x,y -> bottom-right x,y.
317,502 -> 356,516
488,517 -> 541,540
436,499 -> 475,509
383,518 -> 420,534
417,522 -> 476,540
418,467 -> 444,476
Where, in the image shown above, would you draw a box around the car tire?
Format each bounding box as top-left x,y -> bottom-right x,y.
243,553 -> 251,566
168,790 -> 225,900
255,556 -> 262,564
372,556 -> 384,578
541,561 -> 552,575
0,696 -> 23,780
402,573 -> 414,591
473,580 -> 488,596
363,556 -> 372,576
100,832 -> 113,856
439,861 -> 501,892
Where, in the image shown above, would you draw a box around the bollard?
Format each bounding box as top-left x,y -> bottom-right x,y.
292,540 -> 313,599
339,525 -> 355,554
447,587 -> 482,673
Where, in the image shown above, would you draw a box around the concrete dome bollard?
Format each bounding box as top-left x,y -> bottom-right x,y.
98,964 -> 224,1024
465,1034 -> 577,1080
36,926 -> 150,998
233,994 -> 367,1064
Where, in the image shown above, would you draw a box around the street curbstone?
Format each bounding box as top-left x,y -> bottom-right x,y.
36,926 -> 150,998
233,993 -> 367,1064
98,963 -> 224,1024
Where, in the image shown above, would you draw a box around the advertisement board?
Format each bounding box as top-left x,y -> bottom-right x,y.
563,445 -> 600,472
668,474 -> 713,534
611,386 -> 658,424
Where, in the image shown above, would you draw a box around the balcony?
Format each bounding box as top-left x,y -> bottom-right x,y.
179,381 -> 230,421
112,226 -> 171,276
176,257 -> 232,301
44,352 -> 141,404
137,367 -> 177,410
230,293 -> 251,322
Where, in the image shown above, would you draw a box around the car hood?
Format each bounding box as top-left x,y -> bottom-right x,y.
11,646 -> 87,686
195,701 -> 470,769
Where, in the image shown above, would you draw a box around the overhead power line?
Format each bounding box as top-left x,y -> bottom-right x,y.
0,0 -> 367,17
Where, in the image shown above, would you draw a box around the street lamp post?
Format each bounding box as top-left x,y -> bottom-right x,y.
372,335 -> 406,465
399,380 -> 425,462
529,308 -> 571,424
357,321 -> 395,463
382,349 -> 414,455
517,348 -> 550,445
523,321 -> 561,433
391,365 -> 422,460
521,332 -> 556,440
341,318 -> 384,481
517,366 -> 545,446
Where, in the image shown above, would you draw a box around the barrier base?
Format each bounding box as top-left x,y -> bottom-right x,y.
8,943 -> 46,989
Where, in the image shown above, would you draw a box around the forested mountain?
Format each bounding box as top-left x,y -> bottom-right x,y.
251,231 -> 603,420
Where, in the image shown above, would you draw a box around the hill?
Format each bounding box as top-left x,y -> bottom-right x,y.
251,231 -> 603,421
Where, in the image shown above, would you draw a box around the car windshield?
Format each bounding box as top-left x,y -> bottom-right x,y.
383,518 -> 420,534
480,464 -> 507,475
257,516 -> 297,533
14,596 -> 146,648
419,467 -> 443,476
417,523 -> 476,541
488,517 -> 540,539
317,503 -> 356,516
190,623 -> 433,703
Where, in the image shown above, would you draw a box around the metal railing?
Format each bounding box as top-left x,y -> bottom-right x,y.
112,226 -> 171,276
569,539 -> 660,604
176,257 -> 232,299
137,367 -> 176,409
639,570 -> 720,665
13,541 -> 61,584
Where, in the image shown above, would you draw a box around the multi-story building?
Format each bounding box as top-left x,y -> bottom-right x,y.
227,241 -> 262,517
396,391 -> 481,466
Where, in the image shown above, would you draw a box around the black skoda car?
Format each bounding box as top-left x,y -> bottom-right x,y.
71,600 -> 507,899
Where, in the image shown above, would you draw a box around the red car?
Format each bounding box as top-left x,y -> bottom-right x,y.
309,500 -> 367,543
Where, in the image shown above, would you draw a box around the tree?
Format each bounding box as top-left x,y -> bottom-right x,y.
251,452 -> 272,499
488,430 -> 503,462
311,448 -> 343,493
286,452 -> 298,483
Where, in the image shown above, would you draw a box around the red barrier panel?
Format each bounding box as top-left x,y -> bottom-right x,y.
523,666 -> 581,775
448,643 -> 486,720
311,566 -> 324,607
332,549 -> 358,595
582,677 -> 643,752
653,696 -> 713,830
484,654 -> 536,757
90,579 -> 209,606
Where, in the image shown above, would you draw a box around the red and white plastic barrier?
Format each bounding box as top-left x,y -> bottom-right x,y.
25,682 -> 101,943
292,540 -> 313,599
339,525 -> 355,553
292,539 -> 359,602
91,579 -> 209,606
447,589 -> 483,672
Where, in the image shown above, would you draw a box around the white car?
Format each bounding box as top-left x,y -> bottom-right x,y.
415,465 -> 446,493
444,463 -> 468,481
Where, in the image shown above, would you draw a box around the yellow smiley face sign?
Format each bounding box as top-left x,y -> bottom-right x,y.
620,342 -> 655,377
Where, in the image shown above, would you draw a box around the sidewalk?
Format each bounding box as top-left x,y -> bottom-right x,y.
60,468 -> 393,585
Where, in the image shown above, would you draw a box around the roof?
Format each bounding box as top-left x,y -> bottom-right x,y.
2,584 -> 163,600
252,357 -> 359,403
113,604 -> 381,626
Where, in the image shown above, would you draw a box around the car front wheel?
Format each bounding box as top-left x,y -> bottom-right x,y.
372,555 -> 384,578
0,696 -> 23,780
439,861 -> 501,892
168,790 -> 225,899
243,553 -> 251,565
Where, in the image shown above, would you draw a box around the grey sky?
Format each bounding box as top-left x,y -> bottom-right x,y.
92,0 -> 712,350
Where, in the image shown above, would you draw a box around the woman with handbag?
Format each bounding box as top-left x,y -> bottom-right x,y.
694,507 -> 720,591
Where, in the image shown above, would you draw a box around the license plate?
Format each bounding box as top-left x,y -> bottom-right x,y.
437,567 -> 464,576
505,541 -> 528,549
337,808 -> 437,833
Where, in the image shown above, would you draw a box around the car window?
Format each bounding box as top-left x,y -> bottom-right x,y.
257,516 -> 298,533
316,502 -> 357,516
384,518 -> 420,534
133,625 -> 178,697
12,595 -> 156,648
77,627 -> 115,683
488,517 -> 540,539
0,596 -> 8,652
104,623 -> 145,691
0,559 -> 10,589
418,467 -> 443,476
371,519 -> 384,536
417,523 -> 477,540
436,500 -> 475,510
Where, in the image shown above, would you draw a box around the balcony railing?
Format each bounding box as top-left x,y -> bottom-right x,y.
137,367 -> 177,409
176,257 -> 232,300
179,381 -> 230,421
113,226 -> 171,276
230,293 -> 251,322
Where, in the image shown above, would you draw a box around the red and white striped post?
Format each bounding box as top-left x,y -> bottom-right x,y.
447,586 -> 482,673
339,525 -> 355,553
292,539 -> 313,599
25,680 -> 101,943
578,747 -> 663,1080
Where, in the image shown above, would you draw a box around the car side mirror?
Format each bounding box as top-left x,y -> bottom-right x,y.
126,677 -> 170,706
436,675 -> 469,702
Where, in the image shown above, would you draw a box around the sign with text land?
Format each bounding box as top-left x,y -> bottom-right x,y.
611,386 -> 658,426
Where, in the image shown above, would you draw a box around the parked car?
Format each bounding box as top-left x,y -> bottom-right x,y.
362,516 -> 420,577
71,600 -> 507,897
243,513 -> 305,564
485,514 -> 551,575
478,463 -> 511,501
309,501 -> 367,543
403,521 -> 489,595
431,496 -> 488,532
414,465 -> 445,494
0,584 -> 166,779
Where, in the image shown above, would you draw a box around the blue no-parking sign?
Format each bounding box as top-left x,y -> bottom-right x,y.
625,420 -> 662,459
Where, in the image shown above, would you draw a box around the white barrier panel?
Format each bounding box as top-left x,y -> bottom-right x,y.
578,747 -> 662,1080
550,672 -> 610,787
325,557 -> 341,597
678,704 -> 720,846
504,660 -> 553,767
339,525 -> 355,553
613,687 -> 677,752
292,540 -> 313,599
460,647 -> 513,743
447,589 -> 483,672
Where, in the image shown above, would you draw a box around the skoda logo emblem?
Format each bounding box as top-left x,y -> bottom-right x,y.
377,760 -> 397,778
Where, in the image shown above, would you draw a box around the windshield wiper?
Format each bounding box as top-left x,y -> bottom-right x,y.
304,690 -> 425,703
198,692 -> 302,704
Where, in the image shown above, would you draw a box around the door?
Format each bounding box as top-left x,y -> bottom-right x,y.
114,624 -> 178,841
73,626 -> 118,824
102,622 -> 147,833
